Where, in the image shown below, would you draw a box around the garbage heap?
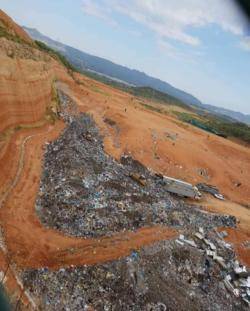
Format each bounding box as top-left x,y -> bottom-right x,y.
23,90 -> 249,310
22,227 -> 249,310
35,91 -> 235,238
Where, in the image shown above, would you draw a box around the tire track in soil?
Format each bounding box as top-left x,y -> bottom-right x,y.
0,120 -> 177,271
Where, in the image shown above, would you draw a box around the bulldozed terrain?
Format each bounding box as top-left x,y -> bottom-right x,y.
0,9 -> 250,310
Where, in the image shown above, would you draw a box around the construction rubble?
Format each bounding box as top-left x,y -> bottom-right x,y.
176,229 -> 250,306
21,90 -> 249,310
196,183 -> 225,200
35,91 -> 235,238
22,227 -> 249,310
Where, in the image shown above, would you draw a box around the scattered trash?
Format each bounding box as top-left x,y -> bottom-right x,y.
22,234 -> 249,310
129,173 -> 146,186
35,91 -> 235,238
196,183 -> 225,200
162,176 -> 202,199
23,89 -> 247,310
214,193 -> 225,200
175,228 -> 250,306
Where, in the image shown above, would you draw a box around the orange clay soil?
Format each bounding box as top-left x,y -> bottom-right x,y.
58,77 -> 250,264
63,76 -> 250,206
194,196 -> 250,266
0,70 -> 249,281
0,119 -> 176,271
222,228 -> 250,267
0,9 -> 33,44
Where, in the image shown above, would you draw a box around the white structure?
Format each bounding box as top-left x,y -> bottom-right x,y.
163,176 -> 201,199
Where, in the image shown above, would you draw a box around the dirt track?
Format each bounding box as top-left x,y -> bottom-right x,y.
4,10 -> 250,308
58,78 -> 250,264
0,118 -> 176,270
66,75 -> 250,206
0,77 -> 249,308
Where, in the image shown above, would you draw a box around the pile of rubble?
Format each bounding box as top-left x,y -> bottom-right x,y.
176,229 -> 250,306
196,183 -> 225,200
22,227 -> 249,310
35,91 -> 236,237
21,90 -> 249,310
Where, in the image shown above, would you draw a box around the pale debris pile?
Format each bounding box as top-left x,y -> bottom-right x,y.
35,91 -> 236,238
176,228 -> 250,306
22,233 -> 249,311
20,90 -> 249,310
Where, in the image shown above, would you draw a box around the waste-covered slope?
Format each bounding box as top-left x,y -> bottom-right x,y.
0,10 -> 250,310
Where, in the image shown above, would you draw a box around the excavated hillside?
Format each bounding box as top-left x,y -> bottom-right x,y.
0,10 -> 75,201
0,10 -> 249,310
0,9 -> 72,133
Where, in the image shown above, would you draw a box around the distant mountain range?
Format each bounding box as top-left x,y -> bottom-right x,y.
195,103 -> 250,125
23,26 -> 250,125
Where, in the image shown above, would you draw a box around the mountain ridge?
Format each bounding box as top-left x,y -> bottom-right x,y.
23,26 -> 250,125
23,26 -> 202,107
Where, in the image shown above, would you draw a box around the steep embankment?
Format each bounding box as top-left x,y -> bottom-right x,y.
0,10 -> 73,198
0,10 -> 250,309
0,9 -> 32,44
0,13 -> 178,307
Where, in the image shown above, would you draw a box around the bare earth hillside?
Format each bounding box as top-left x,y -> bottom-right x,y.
0,10 -> 249,310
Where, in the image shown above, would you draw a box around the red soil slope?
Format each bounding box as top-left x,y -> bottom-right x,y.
0,9 -> 33,44
0,9 -> 249,306
64,75 -> 250,206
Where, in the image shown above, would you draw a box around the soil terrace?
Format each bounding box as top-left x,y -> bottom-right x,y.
0,13 -> 250,306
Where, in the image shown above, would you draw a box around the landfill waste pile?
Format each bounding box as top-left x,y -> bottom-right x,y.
23,90 -> 249,310
196,183 -> 225,200
35,91 -> 235,238
22,227 -> 249,310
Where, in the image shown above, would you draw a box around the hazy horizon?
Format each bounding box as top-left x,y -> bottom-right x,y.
1,0 -> 250,114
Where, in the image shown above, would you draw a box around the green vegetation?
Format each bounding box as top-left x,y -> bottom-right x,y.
139,102 -> 163,114
81,70 -> 191,110
0,25 -> 77,73
0,24 -> 30,45
174,111 -> 250,143
90,85 -> 110,96
131,87 -> 191,110
35,40 -> 77,72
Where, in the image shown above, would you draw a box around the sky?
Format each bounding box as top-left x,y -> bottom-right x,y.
1,0 -> 250,114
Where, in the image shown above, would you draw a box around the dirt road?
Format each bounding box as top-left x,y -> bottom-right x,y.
0,119 -> 176,271
67,75 -> 250,206
0,78 -> 249,308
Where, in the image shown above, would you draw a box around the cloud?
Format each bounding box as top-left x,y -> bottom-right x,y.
240,37 -> 250,51
157,39 -> 180,58
117,0 -> 250,44
82,0 -> 248,46
81,0 -> 117,26
128,29 -> 142,37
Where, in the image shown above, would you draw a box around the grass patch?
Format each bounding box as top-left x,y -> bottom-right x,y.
174,111 -> 250,143
0,25 -> 77,74
0,25 -> 31,46
139,102 -> 163,114
34,40 -> 77,72
45,83 -> 60,124
90,85 -> 110,96
81,70 -> 192,110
